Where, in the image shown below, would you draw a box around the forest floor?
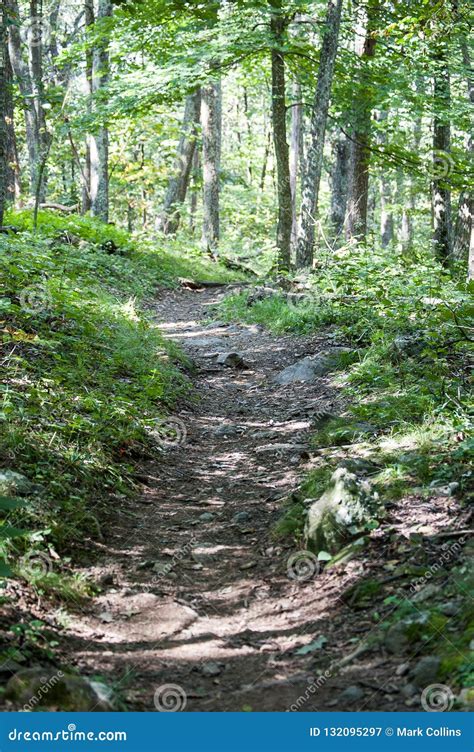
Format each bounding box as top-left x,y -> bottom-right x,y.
45,286 -> 468,712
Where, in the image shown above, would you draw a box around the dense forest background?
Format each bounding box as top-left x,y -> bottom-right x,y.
0,0 -> 472,714
0,0 -> 472,273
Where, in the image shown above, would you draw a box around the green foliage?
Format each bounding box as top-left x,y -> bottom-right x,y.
0,210 -> 239,563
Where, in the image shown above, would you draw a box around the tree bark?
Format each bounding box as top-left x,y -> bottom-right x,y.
159,89 -> 201,235
7,0 -> 41,198
295,0 -> 343,268
5,43 -> 20,203
82,0 -> 94,213
290,84 -> 302,246
329,132 -> 348,239
28,0 -> 49,202
201,79 -> 222,252
344,0 -> 378,242
91,0 -> 112,222
432,48 -> 452,265
0,1 -> 8,225
270,0 -> 292,270
377,111 -> 393,247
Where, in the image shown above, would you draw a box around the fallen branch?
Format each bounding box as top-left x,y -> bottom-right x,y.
39,202 -> 79,213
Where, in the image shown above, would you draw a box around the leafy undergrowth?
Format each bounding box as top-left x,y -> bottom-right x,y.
0,210 -> 243,588
220,243 -> 473,501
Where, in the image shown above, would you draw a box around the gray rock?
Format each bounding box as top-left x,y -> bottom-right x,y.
339,685 -> 364,704
200,661 -> 222,677
5,668 -> 114,711
412,584 -> 438,603
401,683 -> 418,699
411,656 -> 440,687
187,336 -> 225,348
392,334 -> 426,359
304,467 -> 379,555
233,511 -> 251,524
274,349 -> 350,385
439,600 -> 461,616
214,424 -> 243,437
385,612 -> 430,655
0,470 -> 42,496
216,352 -> 247,369
198,512 -> 215,522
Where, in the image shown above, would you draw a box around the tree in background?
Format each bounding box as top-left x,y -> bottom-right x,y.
91,0 -> 112,222
295,0 -> 343,267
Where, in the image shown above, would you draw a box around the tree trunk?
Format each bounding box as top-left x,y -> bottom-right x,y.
82,0 -> 94,213
91,0 -> 112,222
329,132 -> 348,239
159,89 -> 201,235
28,0 -> 49,202
452,6 -> 473,276
0,0 -> 7,225
377,111 -> 393,247
295,0 -> 343,268
7,0 -> 41,197
188,147 -> 200,234
201,79 -> 222,252
344,0 -> 378,242
432,49 -> 452,265
270,1 -> 292,270
5,45 -> 20,203
290,84 -> 302,246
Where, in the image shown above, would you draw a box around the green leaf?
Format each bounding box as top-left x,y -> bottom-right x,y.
0,497 -> 26,511
295,636 -> 328,655
317,550 -> 332,561
0,525 -> 26,540
0,559 -> 13,578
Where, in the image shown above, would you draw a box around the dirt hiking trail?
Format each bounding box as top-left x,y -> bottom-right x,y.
58,288 -> 466,712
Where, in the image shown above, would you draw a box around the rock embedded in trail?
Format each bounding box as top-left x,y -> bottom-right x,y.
5,668 -> 114,711
273,349 -> 350,385
304,467 -> 379,555
215,351 -> 247,369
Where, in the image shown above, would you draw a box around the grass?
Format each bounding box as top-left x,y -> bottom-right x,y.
0,209 -> 244,579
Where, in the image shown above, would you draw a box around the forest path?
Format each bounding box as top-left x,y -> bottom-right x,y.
63,288 -> 415,711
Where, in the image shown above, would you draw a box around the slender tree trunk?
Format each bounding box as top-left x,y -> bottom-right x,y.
28,0 -> 49,202
91,0 -> 112,222
0,0 -> 7,225
329,132 -> 348,239
5,47 -> 20,203
82,0 -> 94,213
344,0 -> 378,242
188,147 -> 200,234
270,0 -> 292,270
7,0 -> 41,197
290,84 -> 302,247
376,111 -> 393,247
296,0 -> 343,268
201,79 -> 222,252
452,7 -> 473,276
432,49 -> 452,265
159,89 -> 201,235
